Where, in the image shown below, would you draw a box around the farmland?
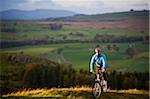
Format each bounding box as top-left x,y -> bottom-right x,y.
1,42 -> 149,72
0,11 -> 149,72
0,10 -> 149,96
0,20 -> 148,41
0,11 -> 149,42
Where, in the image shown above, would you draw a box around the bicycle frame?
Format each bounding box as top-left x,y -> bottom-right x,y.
92,69 -> 107,99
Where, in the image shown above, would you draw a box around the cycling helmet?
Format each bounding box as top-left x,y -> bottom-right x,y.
95,48 -> 101,53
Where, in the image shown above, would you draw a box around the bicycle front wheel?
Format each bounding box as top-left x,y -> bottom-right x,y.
92,81 -> 103,99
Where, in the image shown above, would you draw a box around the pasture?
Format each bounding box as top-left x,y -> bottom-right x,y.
0,11 -> 149,72
1,42 -> 149,72
0,11 -> 149,96
1,21 -> 148,41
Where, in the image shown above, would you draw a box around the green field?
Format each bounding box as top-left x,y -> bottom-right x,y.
55,10 -> 149,22
1,22 -> 148,41
0,11 -> 149,73
0,11 -> 149,97
1,42 -> 149,72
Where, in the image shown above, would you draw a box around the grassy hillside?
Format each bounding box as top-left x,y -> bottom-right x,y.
2,88 -> 149,99
52,10 -> 149,21
1,22 -> 148,41
0,10 -> 149,96
1,42 -> 149,72
0,52 -> 149,95
0,11 -> 149,42
0,52 -> 58,93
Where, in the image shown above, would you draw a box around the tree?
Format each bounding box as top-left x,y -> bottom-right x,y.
130,9 -> 134,11
125,46 -> 138,58
63,35 -> 67,40
113,44 -> 119,51
107,44 -> 111,51
1,28 -> 16,33
49,24 -> 63,30
57,48 -> 63,55
95,44 -> 100,48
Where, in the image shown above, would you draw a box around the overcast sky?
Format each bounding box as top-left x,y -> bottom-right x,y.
0,0 -> 149,14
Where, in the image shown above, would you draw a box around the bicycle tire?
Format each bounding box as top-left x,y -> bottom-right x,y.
92,81 -> 103,99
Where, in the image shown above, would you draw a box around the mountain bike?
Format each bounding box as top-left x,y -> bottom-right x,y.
92,69 -> 107,99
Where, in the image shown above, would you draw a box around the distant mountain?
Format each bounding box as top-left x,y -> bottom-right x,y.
48,10 -> 149,22
0,9 -> 76,20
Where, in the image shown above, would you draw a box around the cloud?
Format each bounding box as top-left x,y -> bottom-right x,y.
16,0 -> 105,14
0,0 -> 149,14
15,0 -> 105,14
98,0 -> 149,13
0,0 -> 28,11
53,0 -> 104,8
131,0 -> 149,9
26,0 -> 52,3
18,0 -> 58,10
52,0 -> 105,14
28,0 -> 43,2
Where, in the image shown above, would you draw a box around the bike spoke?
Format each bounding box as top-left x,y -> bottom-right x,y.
92,82 -> 102,98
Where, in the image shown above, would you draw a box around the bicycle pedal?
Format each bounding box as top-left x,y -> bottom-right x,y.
96,79 -> 100,82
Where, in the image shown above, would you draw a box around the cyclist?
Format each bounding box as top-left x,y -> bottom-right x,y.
89,48 -> 107,84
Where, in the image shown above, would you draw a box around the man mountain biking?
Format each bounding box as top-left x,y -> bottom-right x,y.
89,48 -> 107,91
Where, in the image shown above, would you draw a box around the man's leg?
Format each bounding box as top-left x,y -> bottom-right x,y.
103,71 -> 107,81
103,71 -> 108,92
96,66 -> 100,81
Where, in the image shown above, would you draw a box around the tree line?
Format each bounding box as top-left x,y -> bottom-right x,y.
93,34 -> 144,43
1,34 -> 148,48
0,53 -> 149,95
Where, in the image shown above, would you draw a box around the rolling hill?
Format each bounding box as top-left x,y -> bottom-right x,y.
0,9 -> 149,97
0,9 -> 76,20
48,10 -> 149,22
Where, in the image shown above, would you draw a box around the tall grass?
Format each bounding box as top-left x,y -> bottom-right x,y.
3,87 -> 148,98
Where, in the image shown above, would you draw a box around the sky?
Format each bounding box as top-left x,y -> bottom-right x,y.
0,0 -> 149,14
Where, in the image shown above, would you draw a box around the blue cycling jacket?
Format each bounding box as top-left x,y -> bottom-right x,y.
90,53 -> 107,71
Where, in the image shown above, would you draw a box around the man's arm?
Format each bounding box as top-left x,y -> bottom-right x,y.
101,57 -> 106,69
90,55 -> 95,73
101,54 -> 107,72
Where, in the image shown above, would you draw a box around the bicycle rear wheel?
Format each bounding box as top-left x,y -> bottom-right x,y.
101,80 -> 107,92
92,81 -> 103,99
